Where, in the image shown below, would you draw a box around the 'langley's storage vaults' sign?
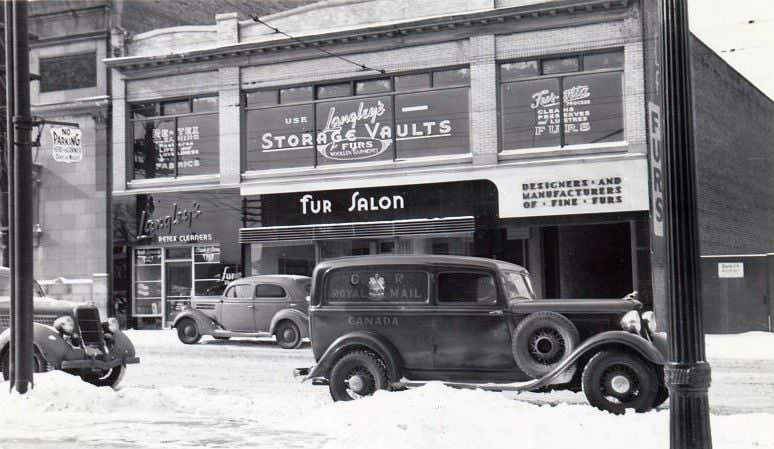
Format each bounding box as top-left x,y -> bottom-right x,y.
244,89 -> 469,169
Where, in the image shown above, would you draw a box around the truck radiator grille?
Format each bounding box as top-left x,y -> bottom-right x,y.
76,308 -> 103,347
1,314 -> 59,332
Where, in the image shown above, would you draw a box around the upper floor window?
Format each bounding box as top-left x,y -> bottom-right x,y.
130,95 -> 219,180
499,50 -> 624,151
243,67 -> 470,171
39,52 -> 97,92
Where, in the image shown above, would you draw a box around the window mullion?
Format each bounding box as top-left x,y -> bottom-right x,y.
558,77 -> 565,148
173,116 -> 179,178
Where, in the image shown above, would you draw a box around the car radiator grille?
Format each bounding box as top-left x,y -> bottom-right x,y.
76,308 -> 104,347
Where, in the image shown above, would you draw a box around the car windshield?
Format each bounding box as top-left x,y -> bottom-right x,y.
0,273 -> 48,298
500,271 -> 535,300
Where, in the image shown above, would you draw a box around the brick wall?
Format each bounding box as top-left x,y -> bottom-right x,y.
691,37 -> 774,256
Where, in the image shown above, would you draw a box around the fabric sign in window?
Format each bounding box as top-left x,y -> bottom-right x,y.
562,72 -> 623,145
176,114 -> 219,176
501,78 -> 562,150
395,88 -> 469,158
245,105 -> 315,170
133,119 -> 176,179
315,96 -> 394,164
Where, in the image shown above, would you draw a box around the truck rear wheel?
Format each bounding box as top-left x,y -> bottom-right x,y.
81,364 -> 126,389
329,350 -> 387,401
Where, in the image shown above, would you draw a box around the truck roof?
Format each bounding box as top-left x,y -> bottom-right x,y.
313,255 -> 528,273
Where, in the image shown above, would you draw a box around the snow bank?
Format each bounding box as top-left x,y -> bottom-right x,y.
705,332 -> 774,360
301,383 -> 774,449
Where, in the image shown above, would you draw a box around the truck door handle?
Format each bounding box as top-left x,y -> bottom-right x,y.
247,305 -> 254,309
488,310 -> 503,316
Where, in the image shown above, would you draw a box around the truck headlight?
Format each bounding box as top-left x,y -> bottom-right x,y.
53,316 -> 76,335
620,310 -> 641,333
106,317 -> 120,333
642,311 -> 657,334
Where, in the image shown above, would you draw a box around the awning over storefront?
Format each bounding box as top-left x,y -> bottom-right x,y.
239,216 -> 475,244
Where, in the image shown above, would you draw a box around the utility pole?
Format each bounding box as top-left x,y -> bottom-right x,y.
6,0 -> 34,394
659,0 -> 713,447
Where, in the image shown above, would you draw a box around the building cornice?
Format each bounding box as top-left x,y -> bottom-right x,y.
105,0 -> 632,71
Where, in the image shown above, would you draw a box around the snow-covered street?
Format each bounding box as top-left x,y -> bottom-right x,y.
2,331 -> 774,449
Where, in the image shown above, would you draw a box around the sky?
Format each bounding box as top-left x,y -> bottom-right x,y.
688,0 -> 774,100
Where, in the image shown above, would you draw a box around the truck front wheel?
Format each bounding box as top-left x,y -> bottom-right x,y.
581,350 -> 659,414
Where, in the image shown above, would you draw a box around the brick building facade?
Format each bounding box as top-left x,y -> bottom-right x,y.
25,0 -> 765,331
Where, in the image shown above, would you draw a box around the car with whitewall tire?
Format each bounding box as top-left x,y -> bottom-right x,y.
172,275 -> 311,349
0,268 -> 139,388
296,255 -> 668,414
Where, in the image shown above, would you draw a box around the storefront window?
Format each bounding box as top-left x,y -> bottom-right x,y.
114,190 -> 243,327
396,87 -> 469,158
243,67 -> 471,171
244,104 -> 316,170
250,242 -> 316,276
500,50 -> 624,151
130,95 -> 219,180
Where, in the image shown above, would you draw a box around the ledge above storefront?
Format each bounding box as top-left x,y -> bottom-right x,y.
240,152 -> 649,220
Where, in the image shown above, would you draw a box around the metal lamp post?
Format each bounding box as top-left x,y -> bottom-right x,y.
659,0 -> 713,447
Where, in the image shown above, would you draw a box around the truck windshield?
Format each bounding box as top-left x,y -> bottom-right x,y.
500,271 -> 535,300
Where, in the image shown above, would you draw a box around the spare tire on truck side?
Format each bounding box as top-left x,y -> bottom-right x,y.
511,311 -> 580,381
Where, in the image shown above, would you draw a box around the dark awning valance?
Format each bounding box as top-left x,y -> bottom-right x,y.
239,216 -> 474,244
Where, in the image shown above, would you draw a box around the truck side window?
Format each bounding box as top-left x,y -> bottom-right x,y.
438,272 -> 497,305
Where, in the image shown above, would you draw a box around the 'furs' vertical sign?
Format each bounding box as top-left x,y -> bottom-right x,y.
50,126 -> 83,163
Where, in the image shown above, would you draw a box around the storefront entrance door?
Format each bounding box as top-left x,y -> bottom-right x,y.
165,260 -> 192,323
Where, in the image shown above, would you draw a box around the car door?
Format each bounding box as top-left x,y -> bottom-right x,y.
253,283 -> 289,332
431,269 -> 517,373
220,283 -> 256,332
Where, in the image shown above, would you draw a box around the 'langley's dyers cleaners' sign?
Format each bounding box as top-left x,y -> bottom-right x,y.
138,201 -> 211,243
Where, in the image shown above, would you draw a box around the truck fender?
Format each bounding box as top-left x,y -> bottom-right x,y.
269,309 -> 309,339
171,308 -> 218,336
107,328 -> 136,359
573,330 -> 667,366
0,324 -> 84,368
307,331 -> 402,382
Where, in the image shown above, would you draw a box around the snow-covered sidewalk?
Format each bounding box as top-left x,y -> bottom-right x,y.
1,330 -> 772,449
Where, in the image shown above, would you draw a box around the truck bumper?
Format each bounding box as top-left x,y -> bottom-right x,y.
61,356 -> 140,371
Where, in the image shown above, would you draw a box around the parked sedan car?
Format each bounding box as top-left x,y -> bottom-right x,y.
172,275 -> 311,349
0,267 -> 140,388
296,255 -> 668,414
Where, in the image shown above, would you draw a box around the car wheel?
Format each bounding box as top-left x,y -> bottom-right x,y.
81,364 -> 126,389
329,350 -> 388,402
653,382 -> 669,409
275,320 -> 302,349
581,350 -> 659,414
511,311 -> 580,380
176,318 -> 201,344
1,349 -> 44,381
